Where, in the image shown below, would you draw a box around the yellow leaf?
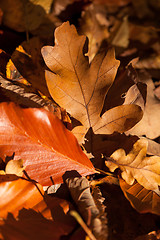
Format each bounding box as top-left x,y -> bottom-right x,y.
6,45 -> 30,85
5,159 -> 25,177
106,139 -> 160,191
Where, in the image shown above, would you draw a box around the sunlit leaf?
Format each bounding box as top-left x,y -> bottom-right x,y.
42,21 -> 143,142
119,178 -> 160,216
0,175 -> 75,239
0,102 -> 95,185
106,139 -> 160,192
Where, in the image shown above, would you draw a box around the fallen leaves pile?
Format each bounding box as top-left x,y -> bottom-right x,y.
0,0 -> 160,239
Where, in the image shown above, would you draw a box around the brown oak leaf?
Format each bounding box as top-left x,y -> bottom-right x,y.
42,21 -> 143,142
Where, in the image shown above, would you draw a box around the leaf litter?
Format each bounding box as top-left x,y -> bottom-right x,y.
0,1 -> 160,239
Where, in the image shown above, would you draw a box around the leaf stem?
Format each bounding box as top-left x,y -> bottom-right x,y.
70,210 -> 97,240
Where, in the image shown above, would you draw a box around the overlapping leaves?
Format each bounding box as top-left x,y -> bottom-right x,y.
0,175 -> 75,240
0,102 -> 95,186
42,21 -> 143,142
106,139 -> 160,193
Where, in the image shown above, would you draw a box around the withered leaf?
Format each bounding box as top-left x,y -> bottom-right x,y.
0,75 -> 64,121
79,3 -> 109,61
106,139 -> 160,192
92,0 -> 131,7
102,64 -> 139,113
119,178 -> 160,216
5,159 -> 25,177
0,175 -> 75,240
135,230 -> 160,240
0,102 -> 95,186
0,0 -> 55,36
66,177 -> 108,239
11,38 -> 52,97
42,22 -> 143,142
127,77 -> 160,139
84,129 -> 139,169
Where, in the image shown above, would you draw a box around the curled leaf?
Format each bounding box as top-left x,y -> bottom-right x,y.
5,159 -> 25,177
106,139 -> 160,192
66,177 -> 108,239
0,175 -> 75,240
119,178 -> 160,216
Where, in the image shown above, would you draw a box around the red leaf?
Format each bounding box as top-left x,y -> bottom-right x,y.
0,102 -> 95,185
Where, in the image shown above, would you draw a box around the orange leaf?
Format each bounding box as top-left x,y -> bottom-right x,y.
119,178 -> 160,215
0,175 -> 75,239
0,175 -> 50,219
0,102 -> 95,185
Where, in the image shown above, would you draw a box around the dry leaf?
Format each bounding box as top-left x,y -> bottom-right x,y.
52,0 -> 74,16
135,230 -> 160,240
0,176 -> 50,219
102,64 -> 139,112
126,77 -> 160,139
0,75 -> 64,120
66,177 -> 108,239
30,0 -> 53,13
0,0 -> 55,36
0,175 -> 75,240
0,49 -> 10,75
131,0 -> 154,19
11,37 -> 52,97
129,23 -> 158,45
111,16 -> 129,48
92,0 -> 131,7
5,159 -> 25,176
0,0 -> 46,32
42,22 -> 143,142
144,138 -> 160,157
134,55 -> 160,69
0,211 -> 70,240
84,129 -> 139,169
106,139 -> 160,192
0,175 -> 73,221
119,178 -> 160,216
79,3 -> 109,61
0,102 -> 95,186
91,186 -> 108,240
123,79 -> 147,111
154,85 -> 160,100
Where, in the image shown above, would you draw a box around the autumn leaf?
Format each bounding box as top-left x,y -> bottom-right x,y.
0,0 -> 55,36
11,37 -> 52,97
79,3 -> 109,61
92,0 -> 131,7
1,211 -> 71,240
5,159 -> 25,176
0,175 -> 51,219
127,77 -> 160,139
111,16 -> 129,48
135,230 -> 160,240
0,102 -> 95,186
42,21 -> 143,142
0,175 -> 75,239
106,139 -> 160,193
84,129 -> 139,169
66,176 -> 108,239
119,178 -> 160,216
102,64 -> 143,112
